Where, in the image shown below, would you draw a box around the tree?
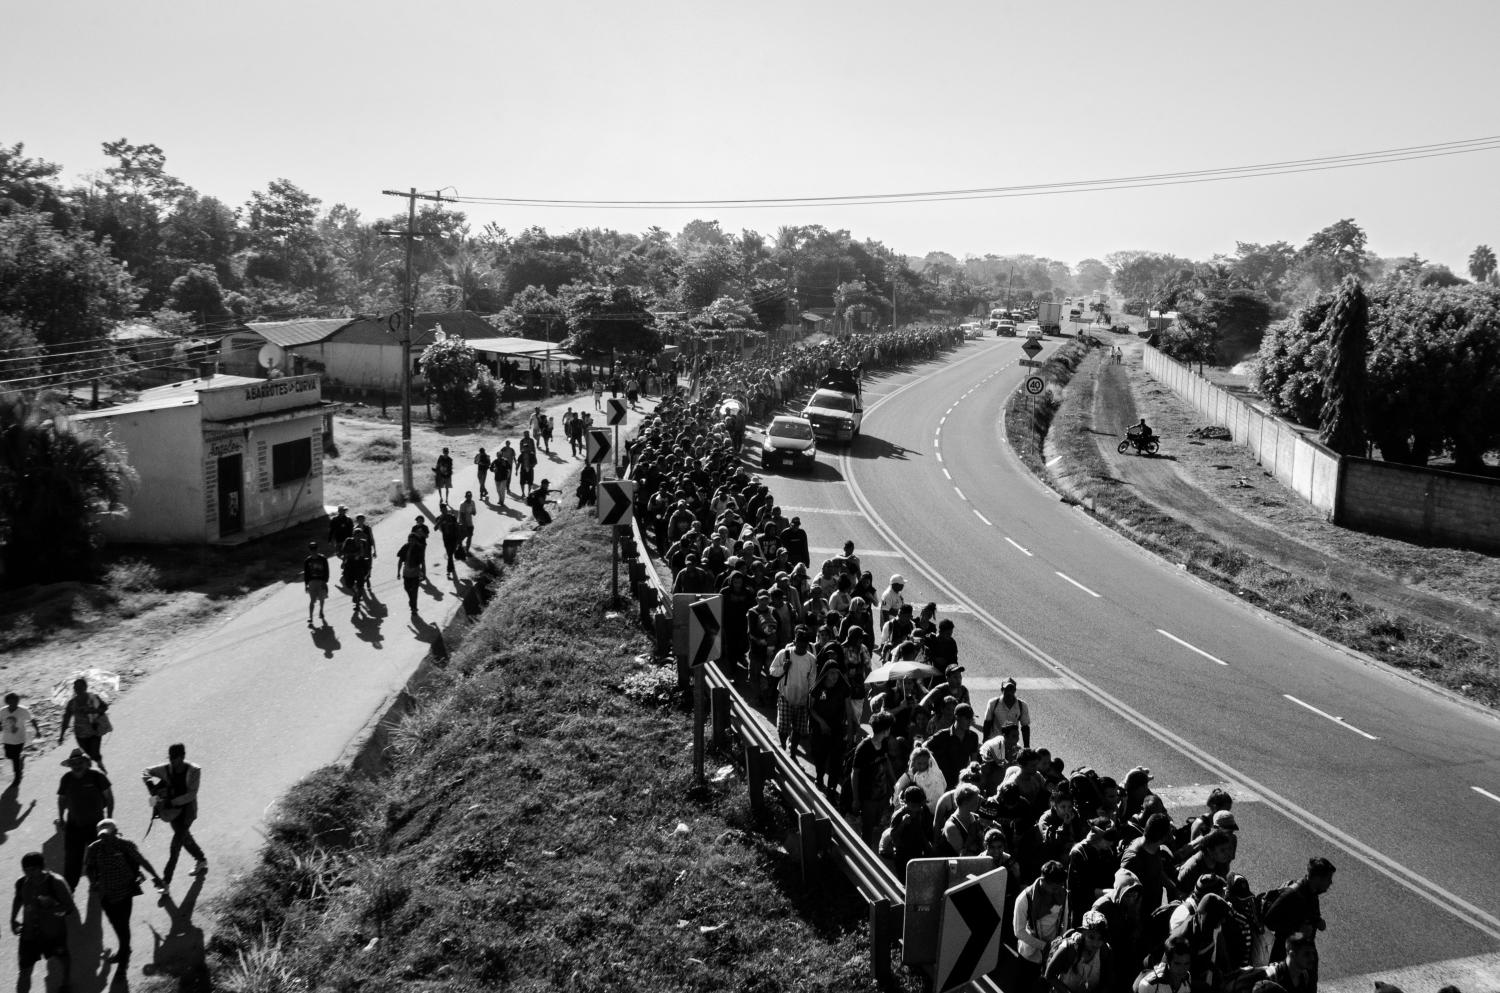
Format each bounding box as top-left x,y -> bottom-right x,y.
1075,258 -> 1111,294
1318,277 -> 1369,455
494,285 -> 566,341
1230,241 -> 1296,296
0,392 -> 136,584
420,336 -> 491,425
0,212 -> 141,348
1252,295 -> 1337,427
1286,219 -> 1368,302
0,143 -> 75,230
677,243 -> 742,310
562,283 -> 661,356
691,295 -> 755,331
1466,245 -> 1495,284
166,266 -> 231,329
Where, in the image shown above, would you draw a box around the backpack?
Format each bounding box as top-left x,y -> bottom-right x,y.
1255,879 -> 1297,924
1140,902 -> 1183,963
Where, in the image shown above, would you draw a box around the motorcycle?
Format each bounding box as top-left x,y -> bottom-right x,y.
1118,432 -> 1160,456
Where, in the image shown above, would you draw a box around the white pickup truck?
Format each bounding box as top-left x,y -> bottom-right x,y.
802,368 -> 863,443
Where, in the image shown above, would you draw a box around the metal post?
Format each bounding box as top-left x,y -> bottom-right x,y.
611,524 -> 621,606
870,898 -> 895,985
710,685 -> 730,748
693,662 -> 706,783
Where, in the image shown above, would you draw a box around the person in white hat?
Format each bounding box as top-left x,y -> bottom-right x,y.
878,574 -> 906,629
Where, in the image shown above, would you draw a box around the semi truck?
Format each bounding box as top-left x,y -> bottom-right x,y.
1037,301 -> 1063,334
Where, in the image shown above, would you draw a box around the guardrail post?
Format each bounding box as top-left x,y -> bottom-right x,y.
870,897 -> 896,987
746,744 -> 766,818
710,686 -> 730,749
692,662 -> 707,783
797,810 -> 820,883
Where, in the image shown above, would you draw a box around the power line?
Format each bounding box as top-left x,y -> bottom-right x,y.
445,134 -> 1500,209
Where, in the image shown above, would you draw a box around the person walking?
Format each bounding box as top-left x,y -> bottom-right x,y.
303,540 -> 330,626
56,747 -> 113,889
142,743 -> 206,887
327,505 -> 353,555
495,441 -> 516,505
436,503 -> 462,579
457,491 -> 477,554
397,535 -> 427,612
769,627 -> 818,757
341,521 -> 373,614
57,678 -> 111,772
517,437 -> 538,497
84,818 -> 162,966
1,694 -> 40,782
473,448 -> 492,500
10,851 -> 77,993
593,379 -> 604,411
433,447 -> 454,505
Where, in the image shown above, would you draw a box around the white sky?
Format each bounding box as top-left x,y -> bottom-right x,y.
7,0 -> 1499,270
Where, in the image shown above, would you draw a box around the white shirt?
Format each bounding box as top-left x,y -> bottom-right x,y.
770,646 -> 817,706
0,706 -> 33,746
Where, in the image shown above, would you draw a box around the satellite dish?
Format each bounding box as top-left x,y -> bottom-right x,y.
258,343 -> 285,370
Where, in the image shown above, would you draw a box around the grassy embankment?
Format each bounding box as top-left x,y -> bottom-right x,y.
1005,345 -> 1500,708
200,507 -> 883,993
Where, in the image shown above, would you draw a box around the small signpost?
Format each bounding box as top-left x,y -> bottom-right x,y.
597,480 -> 635,606
1025,376 -> 1045,396
586,429 -> 612,465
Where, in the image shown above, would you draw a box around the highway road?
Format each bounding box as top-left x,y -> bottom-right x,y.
756,333 -> 1500,990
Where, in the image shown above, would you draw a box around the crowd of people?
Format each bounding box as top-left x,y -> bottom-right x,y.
626,325 -> 1406,993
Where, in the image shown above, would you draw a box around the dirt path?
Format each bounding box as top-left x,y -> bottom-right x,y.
1092,341 -> 1500,642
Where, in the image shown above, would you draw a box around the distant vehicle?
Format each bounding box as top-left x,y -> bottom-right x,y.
1036,301 -> 1063,334
1068,308 -> 1083,321
961,321 -> 986,339
761,415 -> 818,470
803,369 -> 864,442
994,320 -> 1017,337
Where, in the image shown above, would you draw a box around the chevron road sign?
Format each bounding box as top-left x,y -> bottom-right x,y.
597,480 -> 635,526
687,595 -> 722,666
606,397 -> 628,426
902,857 -> 996,965
936,865 -> 1008,992
586,429 -> 611,464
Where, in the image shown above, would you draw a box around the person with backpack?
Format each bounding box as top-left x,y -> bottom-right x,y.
57,678 -> 111,772
396,535 -> 427,612
303,540 -> 330,626
1014,860 -> 1070,990
142,743 -> 206,887
10,851 -> 77,993
880,785 -> 932,879
341,522 -> 373,614
1067,817 -> 1120,928
435,504 -> 462,579
769,627 -> 818,757
981,677 -> 1031,761
84,818 -> 162,966
1120,813 -> 1180,914
517,437 -> 538,497
495,441 -> 516,505
850,713 -> 896,845
1133,936 -> 1194,993
473,448 -> 492,500
1044,909 -> 1115,993
327,505 -> 354,555
1261,857 -> 1335,962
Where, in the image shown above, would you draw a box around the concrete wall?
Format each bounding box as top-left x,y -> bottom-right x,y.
296,342 -> 406,392
1339,459 -> 1500,554
237,415 -> 327,541
1141,346 -> 1340,515
86,405 -> 208,543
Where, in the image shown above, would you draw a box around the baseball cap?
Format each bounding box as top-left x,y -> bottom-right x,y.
945,664 -> 964,675
1123,766 -> 1153,789
1213,811 -> 1239,831
1001,677 -> 1017,690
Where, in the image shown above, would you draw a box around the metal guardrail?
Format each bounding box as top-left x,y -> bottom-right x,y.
621,473 -> 1005,992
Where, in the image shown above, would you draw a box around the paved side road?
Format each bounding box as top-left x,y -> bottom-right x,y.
0,391 -> 655,992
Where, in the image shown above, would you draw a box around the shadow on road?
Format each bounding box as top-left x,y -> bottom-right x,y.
143,874 -> 207,989
845,435 -> 914,462
0,780 -> 37,844
350,603 -> 385,649
309,622 -> 341,659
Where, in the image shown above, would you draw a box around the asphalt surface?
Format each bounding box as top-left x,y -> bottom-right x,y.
754,334 -> 1500,989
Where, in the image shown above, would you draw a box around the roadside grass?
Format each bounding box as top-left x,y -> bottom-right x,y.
200,507 -> 885,993
1008,349 -> 1500,709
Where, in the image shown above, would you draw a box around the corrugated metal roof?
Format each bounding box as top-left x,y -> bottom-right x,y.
245,318 -> 350,347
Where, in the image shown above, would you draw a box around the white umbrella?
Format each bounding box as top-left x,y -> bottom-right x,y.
865,660 -> 939,684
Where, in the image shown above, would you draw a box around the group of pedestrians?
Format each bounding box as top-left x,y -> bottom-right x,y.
6,683 -> 207,988
633,325 -> 1360,993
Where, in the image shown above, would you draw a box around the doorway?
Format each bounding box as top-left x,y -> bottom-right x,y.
218,453 -> 243,536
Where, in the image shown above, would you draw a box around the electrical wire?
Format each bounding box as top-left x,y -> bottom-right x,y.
446,134 -> 1500,209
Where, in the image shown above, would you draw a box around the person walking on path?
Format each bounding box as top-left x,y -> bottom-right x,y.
341,520 -> 373,614
593,379 -> 604,410
539,412 -> 554,452
142,743 -> 206,888
57,678 -> 110,772
10,851 -> 77,993
436,504 -> 462,579
495,441 -> 516,506
433,447 -> 454,505
457,492 -> 477,554
473,448 -> 491,500
527,479 -> 558,527
303,540 -> 330,626
84,818 -> 162,966
397,535 -> 427,612
518,434 -> 538,497
327,505 -> 353,555
1,694 -> 40,782
56,748 -> 113,890
769,627 -> 818,757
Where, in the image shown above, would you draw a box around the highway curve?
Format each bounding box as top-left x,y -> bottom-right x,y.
755,336 -> 1500,989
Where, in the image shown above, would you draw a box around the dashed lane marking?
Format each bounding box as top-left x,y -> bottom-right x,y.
1004,537 -> 1033,556
942,468 -> 951,479
953,487 -> 966,501
1474,786 -> 1500,805
1055,571 -> 1102,598
974,509 -> 993,526
1283,694 -> 1380,741
1158,629 -> 1230,666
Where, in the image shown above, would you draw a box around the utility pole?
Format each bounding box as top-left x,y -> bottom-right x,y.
380,187 -> 456,498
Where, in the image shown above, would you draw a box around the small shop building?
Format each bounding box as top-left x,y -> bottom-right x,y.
74,373 -> 337,544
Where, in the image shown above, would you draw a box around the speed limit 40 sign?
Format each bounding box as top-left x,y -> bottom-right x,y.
1025,376 -> 1045,395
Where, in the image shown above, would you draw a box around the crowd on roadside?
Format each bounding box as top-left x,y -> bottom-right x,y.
624,325 -> 1425,993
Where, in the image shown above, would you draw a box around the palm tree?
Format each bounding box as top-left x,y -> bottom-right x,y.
1468,244 -> 1497,284
0,393 -> 135,585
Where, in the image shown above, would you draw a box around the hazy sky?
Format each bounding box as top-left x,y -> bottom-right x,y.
7,0 -> 1498,271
